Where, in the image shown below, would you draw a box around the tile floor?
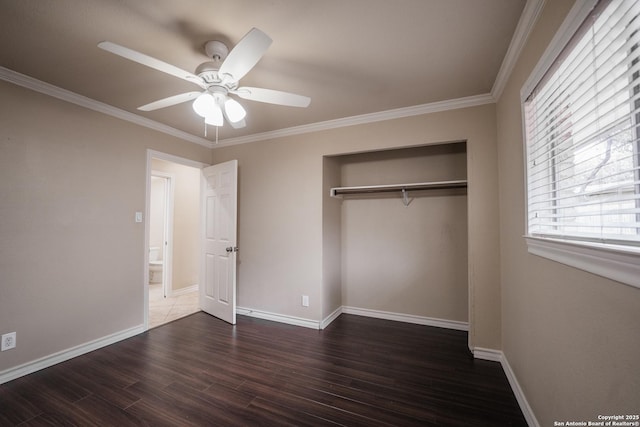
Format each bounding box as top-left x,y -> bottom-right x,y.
148,284 -> 200,329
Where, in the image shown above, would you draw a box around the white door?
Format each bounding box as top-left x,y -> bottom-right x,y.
200,160 -> 238,324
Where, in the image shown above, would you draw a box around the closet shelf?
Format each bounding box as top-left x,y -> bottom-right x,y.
330,179 -> 467,197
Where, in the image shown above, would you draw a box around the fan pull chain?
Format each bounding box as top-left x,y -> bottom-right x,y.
202,121 -> 219,144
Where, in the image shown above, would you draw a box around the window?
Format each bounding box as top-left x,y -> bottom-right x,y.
522,0 -> 640,288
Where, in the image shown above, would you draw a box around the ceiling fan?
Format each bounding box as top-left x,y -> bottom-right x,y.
98,28 -> 310,130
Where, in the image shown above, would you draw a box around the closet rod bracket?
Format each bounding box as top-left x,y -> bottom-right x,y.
401,188 -> 411,207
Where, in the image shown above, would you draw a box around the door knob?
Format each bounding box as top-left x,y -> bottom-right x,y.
226,246 -> 239,253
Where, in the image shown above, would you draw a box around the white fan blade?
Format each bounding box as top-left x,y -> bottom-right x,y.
138,91 -> 202,111
218,28 -> 272,81
98,41 -> 206,89
233,87 -> 311,108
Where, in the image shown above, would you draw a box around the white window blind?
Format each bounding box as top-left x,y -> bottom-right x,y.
524,0 -> 640,248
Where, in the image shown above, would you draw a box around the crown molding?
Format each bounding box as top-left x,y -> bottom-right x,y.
216,93 -> 496,147
1,65 -> 494,150
0,66 -> 213,148
491,0 -> 545,101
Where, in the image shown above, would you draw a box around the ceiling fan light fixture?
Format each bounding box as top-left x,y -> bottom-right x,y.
204,103 -> 224,127
224,97 -> 247,123
192,93 -> 216,118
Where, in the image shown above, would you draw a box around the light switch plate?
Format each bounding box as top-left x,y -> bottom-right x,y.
135,212 -> 143,223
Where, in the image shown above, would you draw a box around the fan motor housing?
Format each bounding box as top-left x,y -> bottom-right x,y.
204,40 -> 228,61
195,62 -> 221,83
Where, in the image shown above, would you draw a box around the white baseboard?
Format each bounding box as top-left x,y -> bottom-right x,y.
500,353 -> 540,427
0,324 -> 145,385
236,306 -> 321,330
236,305 -> 469,332
473,347 -> 539,427
168,284 -> 198,297
321,306 -> 343,329
342,306 -> 469,331
472,346 -> 503,362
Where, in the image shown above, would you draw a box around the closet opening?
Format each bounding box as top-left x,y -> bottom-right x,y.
322,142 -> 469,330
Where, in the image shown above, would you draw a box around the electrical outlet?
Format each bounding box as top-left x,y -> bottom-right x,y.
302,295 -> 309,307
1,332 -> 16,351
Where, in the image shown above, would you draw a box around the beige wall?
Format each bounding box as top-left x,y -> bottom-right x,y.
151,159 -> 200,291
496,0 -> 640,421
212,104 -> 500,349
0,80 -> 210,373
211,138 -> 325,320
337,145 -> 468,321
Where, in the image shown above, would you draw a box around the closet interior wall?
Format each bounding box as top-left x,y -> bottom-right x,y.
326,143 -> 469,323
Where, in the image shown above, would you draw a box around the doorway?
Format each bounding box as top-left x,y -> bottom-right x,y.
145,151 -> 205,329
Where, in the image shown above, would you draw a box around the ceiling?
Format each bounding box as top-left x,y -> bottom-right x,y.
0,0 -> 528,146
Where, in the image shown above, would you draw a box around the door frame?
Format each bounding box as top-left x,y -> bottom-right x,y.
150,171 -> 175,298
144,150 -> 208,330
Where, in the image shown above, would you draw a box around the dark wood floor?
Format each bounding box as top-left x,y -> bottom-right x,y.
0,313 -> 527,426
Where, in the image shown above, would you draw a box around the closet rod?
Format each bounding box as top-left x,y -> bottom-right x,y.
330,179 -> 467,197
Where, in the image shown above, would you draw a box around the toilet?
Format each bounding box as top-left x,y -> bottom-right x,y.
149,246 -> 163,284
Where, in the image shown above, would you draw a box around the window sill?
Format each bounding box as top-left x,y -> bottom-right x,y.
524,236 -> 640,290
